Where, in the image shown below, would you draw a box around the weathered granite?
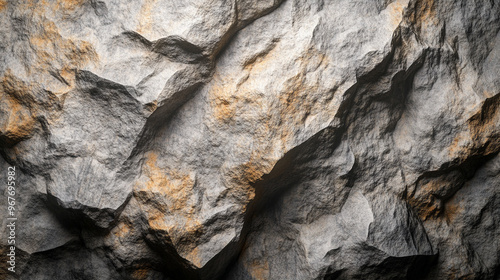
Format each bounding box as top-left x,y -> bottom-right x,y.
1,0 -> 499,279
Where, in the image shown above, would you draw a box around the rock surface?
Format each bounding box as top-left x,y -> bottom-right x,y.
0,0 -> 499,279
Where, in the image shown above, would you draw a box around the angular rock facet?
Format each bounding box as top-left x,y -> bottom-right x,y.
1,0 -> 499,279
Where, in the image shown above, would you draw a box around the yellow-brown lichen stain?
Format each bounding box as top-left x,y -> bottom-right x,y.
277,48 -> 330,146
386,0 -> 406,27
210,41 -> 279,124
184,247 -> 203,269
407,179 -> 443,221
207,46 -> 279,207
244,259 -> 270,280
140,153 -> 197,211
28,18 -> 97,92
17,0 -> 85,14
57,0 -> 86,11
9,1 -> 98,96
0,0 -> 7,11
408,195 -> 440,221
133,152 -> 204,267
131,268 -> 150,280
0,1 -> 98,148
0,95 -> 35,146
225,155 -> 269,208
448,95 -> 500,160
111,221 -> 132,239
137,0 -> 161,36
130,265 -> 157,280
443,200 -> 463,223
467,95 -> 500,153
409,0 -> 437,25
208,45 -> 333,212
209,72 -> 237,123
406,170 -> 466,222
416,0 -> 436,19
0,73 -> 37,146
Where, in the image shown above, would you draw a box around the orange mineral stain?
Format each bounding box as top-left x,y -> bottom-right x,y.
0,0 -> 7,11
134,152 -> 205,266
245,259 -> 270,280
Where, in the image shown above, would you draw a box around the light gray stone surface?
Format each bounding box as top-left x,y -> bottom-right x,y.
0,0 -> 499,279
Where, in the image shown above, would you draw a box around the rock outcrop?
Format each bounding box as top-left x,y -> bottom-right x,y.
1,0 -> 499,279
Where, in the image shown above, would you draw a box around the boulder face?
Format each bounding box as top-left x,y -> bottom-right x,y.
1,0 -> 499,279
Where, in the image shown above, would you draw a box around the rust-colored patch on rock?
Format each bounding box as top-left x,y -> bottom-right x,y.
1,71 -> 36,109
0,0 -> 7,11
210,72 -> 237,123
408,0 -> 438,32
408,179 -> 443,221
0,74 -> 37,146
111,221 -> 132,239
416,0 -> 436,20
139,153 -> 197,211
244,259 -> 270,280
224,148 -> 281,213
131,265 -> 154,280
443,199 -> 463,223
8,3 -> 99,95
448,94 -> 500,160
210,41 -> 280,124
467,94 -> 500,153
387,1 -> 405,27
0,95 -> 36,146
227,159 -> 262,204
0,3 -> 95,147
415,0 -> 436,22
137,0 -> 161,36
134,152 -> 204,266
184,247 -> 203,268
210,46 -> 333,213
19,0 -> 86,15
277,48 -> 329,146
57,0 -> 86,11
407,171 -> 465,221
28,18 -> 97,75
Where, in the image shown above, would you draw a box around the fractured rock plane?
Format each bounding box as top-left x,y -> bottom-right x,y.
1,0 -> 500,279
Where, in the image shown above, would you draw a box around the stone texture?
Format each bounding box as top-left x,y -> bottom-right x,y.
1,0 -> 499,279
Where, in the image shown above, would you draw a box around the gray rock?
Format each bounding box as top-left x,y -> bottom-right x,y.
0,0 -> 499,279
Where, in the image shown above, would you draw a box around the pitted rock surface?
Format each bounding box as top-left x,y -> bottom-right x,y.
1,0 -> 499,279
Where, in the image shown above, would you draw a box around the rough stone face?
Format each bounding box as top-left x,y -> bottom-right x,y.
0,0 -> 499,279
